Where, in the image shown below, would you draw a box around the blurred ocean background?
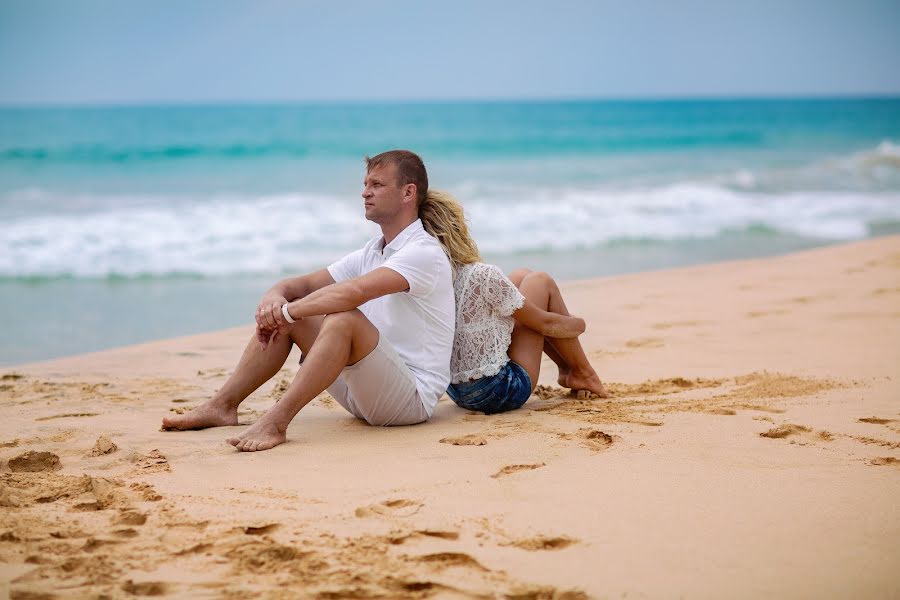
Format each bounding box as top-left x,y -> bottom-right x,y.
2,97 -> 900,364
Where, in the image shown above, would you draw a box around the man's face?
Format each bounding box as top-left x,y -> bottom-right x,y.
362,164 -> 406,224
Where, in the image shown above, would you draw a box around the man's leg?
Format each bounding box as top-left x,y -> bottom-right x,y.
161,316 -> 323,431
226,309 -> 380,452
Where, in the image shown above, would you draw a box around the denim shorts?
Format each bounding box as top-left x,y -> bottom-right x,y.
447,361 -> 533,414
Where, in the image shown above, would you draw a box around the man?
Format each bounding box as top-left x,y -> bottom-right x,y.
161,150 -> 455,452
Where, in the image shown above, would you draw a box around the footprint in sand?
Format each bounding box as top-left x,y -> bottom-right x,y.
759,424 -> 834,443
530,385 -> 568,400
607,376 -> 723,397
132,450 -> 170,473
868,457 -> 899,467
196,367 -> 229,379
129,482 -> 163,502
225,538 -> 311,574
270,375 -> 292,401
847,435 -> 900,450
558,429 -> 614,452
732,403 -> 785,414
389,530 -> 460,544
75,477 -> 134,511
415,552 -> 488,572
858,417 -> 895,425
35,412 -> 99,422
8,450 -> 62,473
503,535 -> 578,551
439,434 -> 487,446
355,498 -> 423,518
580,429 -> 614,450
4,472 -> 135,512
491,463 -> 545,479
122,580 -> 168,596
114,510 -> 148,526
113,528 -> 140,539
313,393 -> 337,409
624,337 -> 665,349
241,523 -> 280,535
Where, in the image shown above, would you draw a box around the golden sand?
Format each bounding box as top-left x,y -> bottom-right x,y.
2,236 -> 899,598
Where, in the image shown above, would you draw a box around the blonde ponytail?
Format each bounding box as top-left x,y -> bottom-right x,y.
418,189 -> 482,269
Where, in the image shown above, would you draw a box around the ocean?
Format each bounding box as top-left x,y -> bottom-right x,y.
2,98 -> 899,365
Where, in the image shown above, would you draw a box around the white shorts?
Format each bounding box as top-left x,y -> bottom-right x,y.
324,336 -> 429,426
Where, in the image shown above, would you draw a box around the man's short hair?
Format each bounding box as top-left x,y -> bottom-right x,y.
365,150 -> 428,206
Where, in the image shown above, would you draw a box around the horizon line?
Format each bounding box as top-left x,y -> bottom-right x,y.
1,92 -> 899,110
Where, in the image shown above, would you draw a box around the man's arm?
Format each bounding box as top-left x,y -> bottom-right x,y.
256,269 -> 336,330
512,300 -> 586,339
276,267 -> 410,323
267,269 -> 336,302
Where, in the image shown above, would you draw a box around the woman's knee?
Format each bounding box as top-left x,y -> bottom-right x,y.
508,268 -> 533,287
521,270 -> 555,289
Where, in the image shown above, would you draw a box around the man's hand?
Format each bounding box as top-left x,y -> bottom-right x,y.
256,324 -> 283,350
256,295 -> 288,331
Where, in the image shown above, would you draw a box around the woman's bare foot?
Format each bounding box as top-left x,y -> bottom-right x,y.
161,400 -> 239,431
557,366 -> 571,388
564,369 -> 610,399
226,416 -> 287,452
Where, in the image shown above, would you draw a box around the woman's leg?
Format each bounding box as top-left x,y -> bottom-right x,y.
506,272 -> 552,391
507,270 -> 608,397
508,269 -> 569,383
509,269 -> 576,385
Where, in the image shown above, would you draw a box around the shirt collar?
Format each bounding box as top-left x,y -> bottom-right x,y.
380,219 -> 424,258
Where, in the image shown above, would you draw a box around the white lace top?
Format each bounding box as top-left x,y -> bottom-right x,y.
450,263 -> 526,383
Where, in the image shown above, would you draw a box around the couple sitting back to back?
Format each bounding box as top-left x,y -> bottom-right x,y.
162,150 -> 608,451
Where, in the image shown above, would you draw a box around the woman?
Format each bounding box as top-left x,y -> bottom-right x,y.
419,190 -> 609,414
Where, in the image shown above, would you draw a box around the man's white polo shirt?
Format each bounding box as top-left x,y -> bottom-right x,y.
327,219 -> 454,417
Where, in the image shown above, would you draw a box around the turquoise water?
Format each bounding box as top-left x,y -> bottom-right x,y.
2,98 -> 900,364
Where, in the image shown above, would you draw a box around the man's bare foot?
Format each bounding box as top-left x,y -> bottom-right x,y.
226,417 -> 287,452
564,369 -> 610,399
161,400 -> 239,431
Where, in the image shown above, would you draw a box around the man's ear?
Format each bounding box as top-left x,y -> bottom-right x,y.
402,183 -> 417,205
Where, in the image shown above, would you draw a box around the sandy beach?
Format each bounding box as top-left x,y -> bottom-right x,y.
2,236 -> 899,599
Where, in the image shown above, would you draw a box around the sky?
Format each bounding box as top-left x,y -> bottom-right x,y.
1,0 -> 899,105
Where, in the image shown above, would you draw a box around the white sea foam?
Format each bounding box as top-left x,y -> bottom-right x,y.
2,182 -> 899,279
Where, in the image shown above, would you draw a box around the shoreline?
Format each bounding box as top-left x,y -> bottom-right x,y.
1,235 -> 898,598
0,230 -> 856,369
10,234 -> 897,375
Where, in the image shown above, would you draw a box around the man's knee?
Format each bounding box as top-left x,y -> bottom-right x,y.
321,310 -> 366,334
321,310 -> 379,364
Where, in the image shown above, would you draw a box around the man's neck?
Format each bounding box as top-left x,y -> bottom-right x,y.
380,215 -> 418,248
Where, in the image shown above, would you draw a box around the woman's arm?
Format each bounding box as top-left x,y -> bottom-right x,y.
512,300 -> 586,338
